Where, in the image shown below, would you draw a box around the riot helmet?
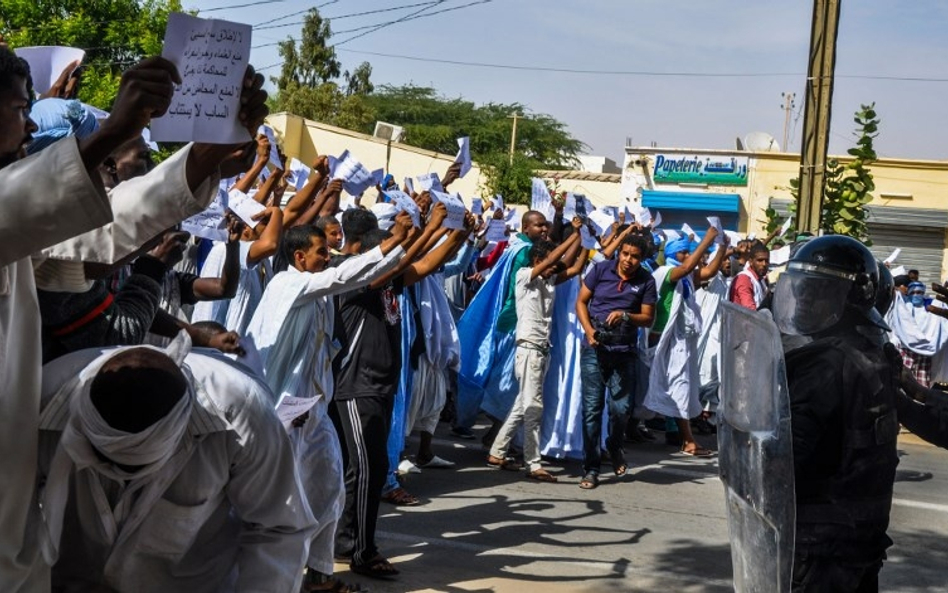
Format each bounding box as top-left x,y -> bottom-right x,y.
772,235 -> 883,335
875,261 -> 895,316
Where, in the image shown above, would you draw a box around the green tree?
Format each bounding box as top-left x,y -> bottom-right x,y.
765,103 -> 879,244
0,0 -> 185,109
478,152 -> 536,205
362,84 -> 585,170
270,7 -> 374,130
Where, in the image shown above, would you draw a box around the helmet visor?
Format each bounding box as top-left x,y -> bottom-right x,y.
773,267 -> 852,335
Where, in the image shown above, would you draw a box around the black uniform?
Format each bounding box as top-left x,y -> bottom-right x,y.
785,320 -> 900,592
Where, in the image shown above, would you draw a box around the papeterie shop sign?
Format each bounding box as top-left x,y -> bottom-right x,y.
652,154 -> 749,186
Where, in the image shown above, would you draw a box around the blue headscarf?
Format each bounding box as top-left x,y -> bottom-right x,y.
908,281 -> 927,307
27,98 -> 100,155
664,237 -> 691,264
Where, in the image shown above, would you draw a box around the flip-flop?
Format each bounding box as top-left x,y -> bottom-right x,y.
486,455 -> 523,471
397,459 -> 421,475
611,452 -> 628,476
417,455 -> 455,469
350,555 -> 399,580
679,446 -> 714,457
579,473 -> 599,489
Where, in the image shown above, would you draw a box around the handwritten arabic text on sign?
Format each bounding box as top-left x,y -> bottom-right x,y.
652,154 -> 749,186
151,12 -> 252,144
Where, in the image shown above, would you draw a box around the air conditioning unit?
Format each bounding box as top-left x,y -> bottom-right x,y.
373,121 -> 405,142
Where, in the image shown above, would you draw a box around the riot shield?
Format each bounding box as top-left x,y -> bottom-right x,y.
718,302 -> 795,592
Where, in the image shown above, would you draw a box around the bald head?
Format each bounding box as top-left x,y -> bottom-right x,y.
521,210 -> 548,242
90,348 -> 187,433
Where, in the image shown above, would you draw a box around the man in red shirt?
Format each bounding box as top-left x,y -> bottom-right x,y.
728,242 -> 770,310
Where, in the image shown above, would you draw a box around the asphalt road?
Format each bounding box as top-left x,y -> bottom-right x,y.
332,424 -> 948,593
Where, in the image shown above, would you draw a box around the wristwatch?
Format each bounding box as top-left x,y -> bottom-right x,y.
621,312 -> 630,323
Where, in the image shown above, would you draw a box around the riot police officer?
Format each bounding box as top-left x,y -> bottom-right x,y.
773,235 -> 899,592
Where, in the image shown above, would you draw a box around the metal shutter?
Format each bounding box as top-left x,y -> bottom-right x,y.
868,223 -> 946,285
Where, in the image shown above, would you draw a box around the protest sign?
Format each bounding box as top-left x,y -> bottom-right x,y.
151,13 -> 251,144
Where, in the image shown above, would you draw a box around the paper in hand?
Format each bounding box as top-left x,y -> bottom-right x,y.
492,194 -> 505,213
455,137 -> 472,178
884,248 -> 901,265
588,210 -> 616,238
890,265 -> 907,277
531,178 -> 554,220
770,245 -> 792,266
413,172 -> 445,194
579,225 -> 599,250
471,197 -> 483,216
485,219 -> 508,242
181,188 -> 228,241
331,150 -> 377,196
286,158 -> 310,190
681,223 -> 697,238
275,396 -> 318,430
258,125 -> 282,170
706,216 -> 726,245
151,12 -> 252,144
651,211 -> 663,229
780,216 -> 793,237
386,190 -> 421,227
430,190 -> 467,230
228,188 -> 266,227
13,46 -> 85,96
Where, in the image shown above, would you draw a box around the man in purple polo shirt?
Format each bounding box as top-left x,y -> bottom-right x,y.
575,234 -> 657,489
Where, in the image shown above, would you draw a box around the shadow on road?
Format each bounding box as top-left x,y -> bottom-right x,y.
882,528 -> 948,591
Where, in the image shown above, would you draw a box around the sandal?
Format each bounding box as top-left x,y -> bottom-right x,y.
350,555 -> 399,580
527,468 -> 558,483
679,445 -> 714,457
486,455 -> 523,471
579,473 -> 599,490
611,451 -> 628,477
381,487 -> 420,506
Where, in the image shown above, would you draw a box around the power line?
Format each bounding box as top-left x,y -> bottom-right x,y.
201,0 -> 287,12
334,0 -> 451,47
255,1 -> 436,31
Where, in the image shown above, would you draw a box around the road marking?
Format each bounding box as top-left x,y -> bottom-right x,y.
891,498 -> 948,513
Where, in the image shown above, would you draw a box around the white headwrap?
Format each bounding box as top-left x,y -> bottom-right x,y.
41,334 -> 197,562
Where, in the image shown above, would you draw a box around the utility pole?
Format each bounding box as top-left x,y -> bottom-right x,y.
507,112 -> 521,165
796,0 -> 842,234
781,92 -> 796,152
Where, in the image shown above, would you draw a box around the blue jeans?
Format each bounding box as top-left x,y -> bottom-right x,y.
580,346 -> 636,475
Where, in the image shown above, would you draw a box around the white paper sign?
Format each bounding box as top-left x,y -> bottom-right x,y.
471,197 -> 484,216
884,248 -> 901,265
601,206 -> 620,222
681,223 -> 697,238
770,245 -> 792,266
455,137 -> 472,178
151,13 -> 251,144
588,210 -> 616,238
286,157 -> 310,190
413,172 -> 445,194
890,265 -> 907,277
780,216 -> 793,237
623,206 -> 634,223
257,124 -> 282,170
141,127 -> 159,151
485,219 -> 508,242
636,205 -> 652,227
181,188 -> 228,241
724,230 -> 743,246
386,190 -> 421,227
706,216 -> 726,245
531,178 -> 554,220
275,395 -> 318,429
491,195 -> 505,213
228,188 -> 265,226
579,225 -> 599,250
330,150 -> 377,196
662,229 -> 682,242
652,210 -> 663,229
430,190 -> 467,230
14,46 -> 85,96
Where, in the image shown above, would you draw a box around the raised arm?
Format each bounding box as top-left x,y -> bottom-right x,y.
282,156 -> 329,227
532,221 -> 581,280
246,206 -> 284,265
698,232 -> 728,281
192,215 -> 242,300
368,202 -> 448,290
669,227 -> 718,283
230,135 -> 270,194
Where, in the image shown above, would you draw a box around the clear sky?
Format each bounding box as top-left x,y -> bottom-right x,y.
201,0 -> 948,163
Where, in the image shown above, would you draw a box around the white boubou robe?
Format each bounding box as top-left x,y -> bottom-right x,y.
696,273 -> 728,390
887,293 -> 948,382
0,138 -> 115,592
192,241 -> 271,336
644,266 -> 705,419
246,246 -> 403,573
35,339 -> 316,593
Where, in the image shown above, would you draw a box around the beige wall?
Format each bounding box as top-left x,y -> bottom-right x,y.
267,112 -> 485,199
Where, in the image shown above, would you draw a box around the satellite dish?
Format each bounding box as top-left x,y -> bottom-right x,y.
744,132 -> 780,152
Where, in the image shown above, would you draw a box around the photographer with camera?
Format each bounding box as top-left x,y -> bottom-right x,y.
575,234 -> 657,490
